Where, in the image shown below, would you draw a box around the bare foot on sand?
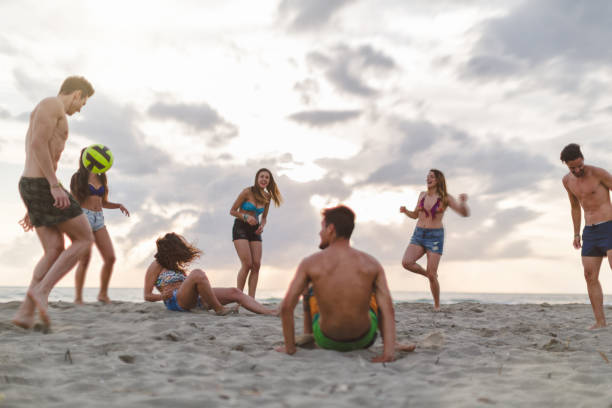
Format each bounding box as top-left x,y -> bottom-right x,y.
97,294 -> 111,304
27,289 -> 50,328
295,333 -> 315,347
215,307 -> 233,316
396,343 -> 416,352
11,311 -> 35,329
589,322 -> 607,330
74,298 -> 84,305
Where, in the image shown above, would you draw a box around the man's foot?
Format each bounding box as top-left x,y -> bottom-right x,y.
97,294 -> 111,304
396,343 -> 416,352
27,289 -> 50,328
11,312 -> 35,330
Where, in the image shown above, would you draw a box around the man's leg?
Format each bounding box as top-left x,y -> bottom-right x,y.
28,214 -> 94,326
582,256 -> 606,329
12,226 -> 65,328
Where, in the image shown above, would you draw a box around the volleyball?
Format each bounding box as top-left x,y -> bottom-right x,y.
82,144 -> 114,174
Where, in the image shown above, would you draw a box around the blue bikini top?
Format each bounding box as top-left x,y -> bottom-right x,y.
88,184 -> 105,197
241,201 -> 265,215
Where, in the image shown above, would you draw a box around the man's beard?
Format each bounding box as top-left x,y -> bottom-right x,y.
318,241 -> 329,250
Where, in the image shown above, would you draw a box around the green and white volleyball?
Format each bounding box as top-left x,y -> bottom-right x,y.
82,144 -> 114,174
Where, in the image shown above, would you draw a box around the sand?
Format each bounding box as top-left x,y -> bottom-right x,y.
1,301 -> 612,407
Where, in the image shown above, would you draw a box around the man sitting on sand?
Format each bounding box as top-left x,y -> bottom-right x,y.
276,205 -> 414,363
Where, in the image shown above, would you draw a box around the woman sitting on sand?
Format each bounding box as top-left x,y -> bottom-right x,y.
400,169 -> 470,310
144,232 -> 276,315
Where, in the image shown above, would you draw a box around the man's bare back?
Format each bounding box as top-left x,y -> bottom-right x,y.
302,245 -> 381,339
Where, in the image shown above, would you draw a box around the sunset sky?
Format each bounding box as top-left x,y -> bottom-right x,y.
1,0 -> 611,297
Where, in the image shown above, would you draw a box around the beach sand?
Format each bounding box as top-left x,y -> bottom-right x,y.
1,301 -> 612,407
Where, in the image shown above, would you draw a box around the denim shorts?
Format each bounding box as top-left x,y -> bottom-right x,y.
163,289 -> 203,312
83,208 -> 105,232
410,227 -> 444,254
582,220 -> 612,257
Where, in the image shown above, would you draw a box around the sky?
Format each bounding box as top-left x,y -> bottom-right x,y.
1,0 -> 612,297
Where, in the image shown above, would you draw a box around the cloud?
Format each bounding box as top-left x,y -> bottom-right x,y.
0,107 -> 10,119
288,109 -> 362,127
148,102 -> 238,147
360,118 -> 555,194
306,44 -> 397,97
293,78 -> 319,105
462,0 -> 612,95
278,0 -> 356,32
13,69 -> 57,102
0,35 -> 18,56
71,95 -> 171,176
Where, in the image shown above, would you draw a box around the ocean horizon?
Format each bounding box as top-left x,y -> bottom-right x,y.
1,286 -> 609,305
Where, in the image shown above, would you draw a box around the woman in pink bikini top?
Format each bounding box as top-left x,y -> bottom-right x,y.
399,169 -> 470,310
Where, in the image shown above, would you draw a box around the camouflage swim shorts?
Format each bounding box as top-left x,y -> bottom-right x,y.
19,177 -> 82,227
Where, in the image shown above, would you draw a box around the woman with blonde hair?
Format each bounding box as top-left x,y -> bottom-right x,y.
230,168 -> 282,298
400,169 -> 469,310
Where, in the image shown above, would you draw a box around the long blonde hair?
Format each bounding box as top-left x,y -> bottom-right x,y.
430,169 -> 449,207
251,168 -> 283,207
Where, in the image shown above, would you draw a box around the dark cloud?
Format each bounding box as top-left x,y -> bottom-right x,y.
148,102 -> 238,147
463,0 -> 612,95
306,44 -> 397,97
278,0 -> 356,32
288,109 -> 362,127
71,95 -> 171,176
361,118 -> 554,194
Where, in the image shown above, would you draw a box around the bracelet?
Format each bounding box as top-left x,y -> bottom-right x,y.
51,183 -> 61,189
243,214 -> 248,222
574,234 -> 580,237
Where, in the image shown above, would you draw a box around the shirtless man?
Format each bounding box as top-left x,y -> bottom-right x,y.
561,143 -> 612,329
12,76 -> 95,329
277,205 -> 412,363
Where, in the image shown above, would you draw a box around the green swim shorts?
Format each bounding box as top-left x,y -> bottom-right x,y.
19,177 -> 82,227
312,310 -> 378,352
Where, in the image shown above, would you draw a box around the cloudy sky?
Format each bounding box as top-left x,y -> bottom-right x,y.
1,0 -> 611,297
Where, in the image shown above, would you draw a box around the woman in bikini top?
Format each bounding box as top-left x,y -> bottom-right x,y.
399,169 -> 470,310
70,147 -> 130,305
143,232 -> 277,315
229,168 -> 283,299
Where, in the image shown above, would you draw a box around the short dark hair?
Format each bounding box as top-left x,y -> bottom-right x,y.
322,205 -> 355,239
59,76 -> 95,98
560,143 -> 583,163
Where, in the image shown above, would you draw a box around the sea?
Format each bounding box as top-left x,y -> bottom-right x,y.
1,287 -> 611,305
